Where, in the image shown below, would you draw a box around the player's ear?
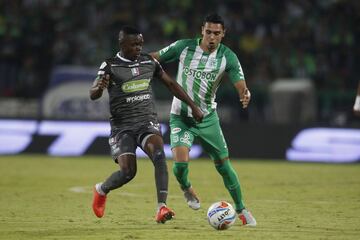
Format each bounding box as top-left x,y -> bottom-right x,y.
222,28 -> 226,37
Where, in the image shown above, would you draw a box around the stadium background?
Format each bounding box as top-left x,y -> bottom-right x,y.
0,0 -> 359,162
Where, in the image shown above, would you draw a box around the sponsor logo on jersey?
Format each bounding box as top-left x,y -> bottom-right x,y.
131,67 -> 140,76
183,66 -> 217,81
126,94 -> 151,103
171,127 -> 181,134
122,79 -> 150,93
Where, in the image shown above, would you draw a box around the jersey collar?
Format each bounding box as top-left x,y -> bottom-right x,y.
116,52 -> 138,62
197,38 -> 220,54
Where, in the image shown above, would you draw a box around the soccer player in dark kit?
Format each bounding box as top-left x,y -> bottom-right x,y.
90,26 -> 203,223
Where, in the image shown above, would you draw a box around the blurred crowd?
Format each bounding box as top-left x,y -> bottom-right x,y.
0,0 -> 359,121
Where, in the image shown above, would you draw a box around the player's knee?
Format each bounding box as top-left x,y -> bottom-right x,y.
215,160 -> 233,176
152,149 -> 166,167
173,161 -> 188,176
215,163 -> 227,175
122,167 -> 137,184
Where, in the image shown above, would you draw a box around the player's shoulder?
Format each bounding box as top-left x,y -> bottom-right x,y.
103,55 -> 120,65
179,38 -> 198,45
139,53 -> 159,64
218,43 -> 237,57
171,38 -> 197,49
180,38 -> 198,48
139,53 -> 153,60
97,57 -> 114,70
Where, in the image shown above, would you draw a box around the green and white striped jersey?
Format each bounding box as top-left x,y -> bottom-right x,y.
158,38 -> 244,117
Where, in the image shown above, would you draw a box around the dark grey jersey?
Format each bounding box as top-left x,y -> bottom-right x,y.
97,52 -> 163,127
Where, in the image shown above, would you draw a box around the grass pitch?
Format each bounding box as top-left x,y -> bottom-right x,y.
0,155 -> 359,240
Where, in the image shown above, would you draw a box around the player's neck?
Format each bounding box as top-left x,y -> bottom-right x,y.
199,40 -> 217,53
118,52 -> 138,62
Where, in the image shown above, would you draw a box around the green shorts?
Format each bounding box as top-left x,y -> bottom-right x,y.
169,111 -> 229,160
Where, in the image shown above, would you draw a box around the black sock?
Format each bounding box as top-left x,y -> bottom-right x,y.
152,150 -> 168,204
101,170 -> 126,194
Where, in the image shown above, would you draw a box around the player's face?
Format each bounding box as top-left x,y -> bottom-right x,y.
120,34 -> 144,61
201,22 -> 225,52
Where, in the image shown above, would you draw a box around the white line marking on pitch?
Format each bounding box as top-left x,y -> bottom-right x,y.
69,186 -> 182,199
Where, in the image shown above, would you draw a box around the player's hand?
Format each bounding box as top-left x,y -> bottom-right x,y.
240,88 -> 251,108
192,107 -> 204,123
98,74 -> 110,90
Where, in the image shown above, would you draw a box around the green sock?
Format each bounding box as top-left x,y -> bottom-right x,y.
172,162 -> 191,190
215,160 -> 245,213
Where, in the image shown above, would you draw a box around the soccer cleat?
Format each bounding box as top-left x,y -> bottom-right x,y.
183,186 -> 200,210
156,206 -> 175,223
239,209 -> 257,227
92,184 -> 107,218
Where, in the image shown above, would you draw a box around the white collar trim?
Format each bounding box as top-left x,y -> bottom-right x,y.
116,52 -> 137,62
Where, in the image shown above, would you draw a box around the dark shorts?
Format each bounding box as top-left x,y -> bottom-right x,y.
109,120 -> 162,162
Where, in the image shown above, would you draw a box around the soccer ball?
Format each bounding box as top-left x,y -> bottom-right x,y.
207,201 -> 236,230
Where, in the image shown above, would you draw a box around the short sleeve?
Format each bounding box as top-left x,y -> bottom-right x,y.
97,61 -> 111,77
225,51 -> 245,84
158,40 -> 188,63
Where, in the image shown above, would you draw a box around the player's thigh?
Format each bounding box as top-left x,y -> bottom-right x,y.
137,121 -> 164,154
117,153 -> 137,174
109,131 -> 137,163
198,118 -> 229,161
141,133 -> 164,156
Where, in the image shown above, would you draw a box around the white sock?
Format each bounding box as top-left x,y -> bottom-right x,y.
95,183 -> 106,196
157,202 -> 166,212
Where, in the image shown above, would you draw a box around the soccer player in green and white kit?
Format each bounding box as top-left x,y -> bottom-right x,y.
151,13 -> 256,226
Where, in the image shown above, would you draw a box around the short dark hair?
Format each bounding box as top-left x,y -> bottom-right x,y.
203,13 -> 225,28
119,26 -> 141,36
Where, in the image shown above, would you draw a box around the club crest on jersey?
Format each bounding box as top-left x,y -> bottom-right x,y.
200,56 -> 208,64
209,58 -> 217,67
131,67 -> 140,76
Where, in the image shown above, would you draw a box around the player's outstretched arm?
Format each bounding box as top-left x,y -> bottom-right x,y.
159,71 -> 203,122
90,74 -> 110,100
234,80 -> 251,109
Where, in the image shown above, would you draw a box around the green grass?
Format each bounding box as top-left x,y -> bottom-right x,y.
0,155 -> 359,240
